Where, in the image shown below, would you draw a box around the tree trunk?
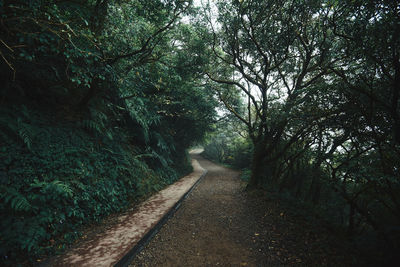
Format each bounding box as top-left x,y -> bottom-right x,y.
307,167 -> 322,205
247,145 -> 266,189
312,179 -> 321,205
247,144 -> 280,189
347,203 -> 355,237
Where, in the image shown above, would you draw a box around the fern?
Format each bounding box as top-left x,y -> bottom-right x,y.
81,109 -> 113,140
106,130 -> 113,140
17,118 -> 32,150
30,179 -> 74,198
153,132 -> 169,152
152,151 -> 168,167
116,164 -> 129,172
125,97 -> 160,143
0,115 -> 33,149
50,180 -> 74,198
2,187 -> 32,212
82,119 -> 102,133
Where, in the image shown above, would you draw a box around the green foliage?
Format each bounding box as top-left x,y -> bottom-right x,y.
201,0 -> 400,262
0,0 -> 216,265
0,101 -> 201,264
239,169 -> 251,182
203,116 -> 252,169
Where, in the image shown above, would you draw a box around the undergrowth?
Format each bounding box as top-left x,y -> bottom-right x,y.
0,104 -> 192,265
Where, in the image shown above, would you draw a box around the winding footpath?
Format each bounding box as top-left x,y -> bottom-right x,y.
48,151 -> 353,266
130,153 -> 256,266
47,152 -> 207,266
130,154 -> 353,266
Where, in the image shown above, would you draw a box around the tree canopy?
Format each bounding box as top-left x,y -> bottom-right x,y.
0,0 -> 216,264
1,0 -> 399,265
201,0 -> 400,262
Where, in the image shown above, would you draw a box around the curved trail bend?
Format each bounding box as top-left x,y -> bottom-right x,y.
130,154 -> 351,266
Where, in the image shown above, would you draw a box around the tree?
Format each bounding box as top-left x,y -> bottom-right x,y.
199,1 -> 400,257
0,1 -> 218,263
204,0 -> 335,188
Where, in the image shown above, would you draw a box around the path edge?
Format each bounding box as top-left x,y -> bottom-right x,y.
114,168 -> 208,267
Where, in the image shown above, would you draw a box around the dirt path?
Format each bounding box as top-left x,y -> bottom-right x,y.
130,155 -> 353,266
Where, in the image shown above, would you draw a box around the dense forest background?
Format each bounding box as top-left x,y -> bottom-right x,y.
1,0 -> 399,265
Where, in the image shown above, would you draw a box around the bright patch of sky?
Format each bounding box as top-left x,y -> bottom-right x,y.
181,0 -> 218,24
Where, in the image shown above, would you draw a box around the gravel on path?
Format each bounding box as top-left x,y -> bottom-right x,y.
130,154 -> 255,266
130,155 -> 354,266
